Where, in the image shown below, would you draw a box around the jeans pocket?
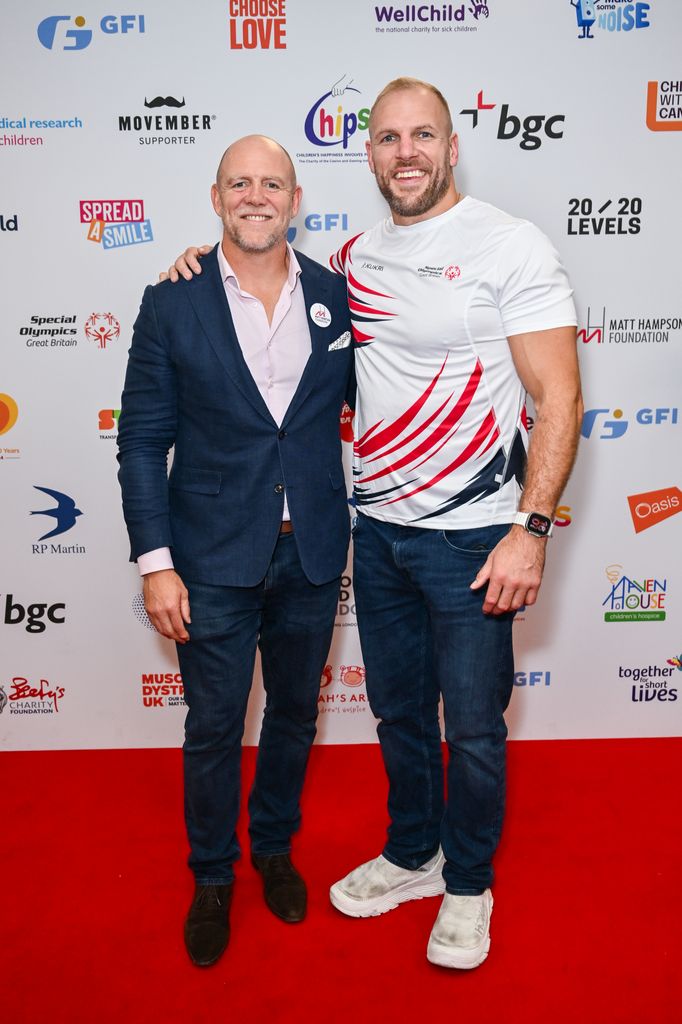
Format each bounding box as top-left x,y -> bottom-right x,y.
440,524 -> 510,556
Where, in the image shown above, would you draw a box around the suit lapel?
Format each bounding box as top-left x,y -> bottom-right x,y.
282,258 -> 333,427
186,246 -> 277,426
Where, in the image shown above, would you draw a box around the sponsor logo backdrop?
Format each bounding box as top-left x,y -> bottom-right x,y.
1,1 -> 680,750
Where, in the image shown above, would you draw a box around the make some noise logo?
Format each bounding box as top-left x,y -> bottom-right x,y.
118,95 -> 216,146
79,199 -> 152,250
374,2 -> 490,33
602,565 -> 667,622
619,657 -> 679,705
20,315 -> 78,349
0,113 -> 83,149
300,75 -> 369,165
141,672 -> 186,708
569,1 -> 650,40
0,677 -> 66,716
578,306 -> 681,347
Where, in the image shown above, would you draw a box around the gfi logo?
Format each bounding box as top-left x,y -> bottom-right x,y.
459,90 -> 564,150
581,407 -> 678,439
37,14 -> 146,50
627,487 -> 681,534
2,594 -> 66,633
287,213 -> 349,242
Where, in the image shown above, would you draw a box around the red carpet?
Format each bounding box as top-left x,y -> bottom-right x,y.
3,739 -> 680,1023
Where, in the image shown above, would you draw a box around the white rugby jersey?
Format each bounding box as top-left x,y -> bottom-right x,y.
331,196 -> 577,529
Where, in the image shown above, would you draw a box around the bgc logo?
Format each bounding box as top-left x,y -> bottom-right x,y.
459,89 -> 564,150
304,75 -> 369,150
627,487 -> 682,534
2,594 -> 66,633
37,14 -> 146,50
581,407 -> 678,439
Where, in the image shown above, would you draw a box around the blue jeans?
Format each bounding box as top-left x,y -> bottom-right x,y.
176,533 -> 339,885
353,513 -> 515,895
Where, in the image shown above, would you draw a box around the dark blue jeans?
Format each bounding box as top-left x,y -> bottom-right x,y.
353,513 -> 515,895
176,533 -> 339,885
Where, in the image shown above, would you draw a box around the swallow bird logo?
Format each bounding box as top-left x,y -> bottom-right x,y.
30,486 -> 83,540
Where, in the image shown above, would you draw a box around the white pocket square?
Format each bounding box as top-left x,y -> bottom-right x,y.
328,331 -> 351,351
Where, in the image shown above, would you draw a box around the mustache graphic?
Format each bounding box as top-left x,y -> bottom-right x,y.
144,96 -> 186,109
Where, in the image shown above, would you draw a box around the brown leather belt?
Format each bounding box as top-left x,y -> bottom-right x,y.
279,520 -> 294,534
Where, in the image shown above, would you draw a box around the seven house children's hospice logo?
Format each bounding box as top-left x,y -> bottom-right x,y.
37,14 -> 145,50
627,487 -> 682,534
229,0 -> 287,49
84,313 -> 121,348
646,80 -> 682,132
0,677 -> 66,714
458,89 -> 564,150
374,2 -> 490,32
602,566 -> 667,622
79,200 -> 153,250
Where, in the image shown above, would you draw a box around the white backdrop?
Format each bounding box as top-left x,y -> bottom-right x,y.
1,0 -> 680,750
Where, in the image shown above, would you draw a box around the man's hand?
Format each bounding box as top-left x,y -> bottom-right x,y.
143,569 -> 191,642
470,527 -> 547,615
158,245 -> 212,283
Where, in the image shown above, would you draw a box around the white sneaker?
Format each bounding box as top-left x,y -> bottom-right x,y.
426,890 -> 493,969
329,849 -> 445,918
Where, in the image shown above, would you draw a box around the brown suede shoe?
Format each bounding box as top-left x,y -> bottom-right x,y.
251,853 -> 307,923
184,882 -> 234,967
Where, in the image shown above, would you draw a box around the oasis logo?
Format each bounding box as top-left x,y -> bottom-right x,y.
581,407 -> 678,439
567,197 -> 641,236
1,677 -> 66,715
304,75 -> 370,152
459,89 -> 564,150
627,487 -> 681,534
229,0 -> 287,49
37,14 -> 146,50
79,199 -> 153,250
602,569 -> 667,623
646,80 -> 682,132
2,594 -> 66,633
619,660 -> 677,705
569,1 -> 650,40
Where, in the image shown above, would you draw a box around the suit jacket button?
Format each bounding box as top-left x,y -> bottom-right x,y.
274,483 -> 284,494
278,430 -> 287,440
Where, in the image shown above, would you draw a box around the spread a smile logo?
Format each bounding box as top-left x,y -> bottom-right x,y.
79,199 -> 153,249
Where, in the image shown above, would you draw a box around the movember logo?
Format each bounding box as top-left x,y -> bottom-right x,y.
144,96 -> 186,109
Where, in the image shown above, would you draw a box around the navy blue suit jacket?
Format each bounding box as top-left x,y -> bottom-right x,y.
117,245 -> 354,586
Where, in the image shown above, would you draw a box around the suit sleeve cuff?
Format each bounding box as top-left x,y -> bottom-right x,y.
138,547 -> 174,576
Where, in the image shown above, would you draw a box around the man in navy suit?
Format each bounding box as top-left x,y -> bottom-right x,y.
117,136 -> 353,967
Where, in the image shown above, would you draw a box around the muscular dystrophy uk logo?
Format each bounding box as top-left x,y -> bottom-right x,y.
646,80 -> 682,132
374,2 -> 491,34
79,200 -> 152,250
568,1 -> 650,40
459,89 -> 564,150
37,14 -> 146,50
602,566 -> 667,622
301,76 -> 369,164
229,0 -> 287,48
581,406 -> 678,439
141,672 -> 186,708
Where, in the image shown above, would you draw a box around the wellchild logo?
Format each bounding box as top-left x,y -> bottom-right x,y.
84,313 -> 121,348
229,0 -> 287,49
602,567 -> 667,622
2,676 -> 66,715
581,407 -> 678,439
79,199 -> 153,249
374,2 -> 490,34
627,487 -> 681,534
37,14 -> 146,51
459,89 -> 564,150
302,76 -> 369,164
513,671 -> 551,687
646,80 -> 682,132
568,1 -> 650,40
619,659 -> 678,705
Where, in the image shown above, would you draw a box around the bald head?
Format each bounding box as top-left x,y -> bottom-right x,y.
216,135 -> 297,191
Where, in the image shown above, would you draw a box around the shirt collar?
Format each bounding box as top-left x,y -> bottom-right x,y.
217,241 -> 301,297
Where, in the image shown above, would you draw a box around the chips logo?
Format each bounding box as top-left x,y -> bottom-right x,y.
513,671 -> 551,687
646,80 -> 682,132
84,313 -> 121,349
627,487 -> 682,534
581,407 -> 678,439
303,76 -> 369,162
79,199 -> 153,249
229,0 -> 287,49
3,676 -> 66,714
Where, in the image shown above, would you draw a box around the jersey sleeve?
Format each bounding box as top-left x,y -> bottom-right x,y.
329,232 -> 363,278
496,221 -> 577,336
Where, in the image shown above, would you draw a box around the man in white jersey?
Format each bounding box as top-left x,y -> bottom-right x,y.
165,78 -> 582,970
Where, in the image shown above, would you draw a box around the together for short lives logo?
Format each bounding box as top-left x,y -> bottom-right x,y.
627,487 -> 681,534
228,0 -> 287,48
79,199 -> 153,250
619,657 -> 679,705
602,566 -> 667,622
646,80 -> 682,132
37,14 -> 145,50
459,89 -> 564,150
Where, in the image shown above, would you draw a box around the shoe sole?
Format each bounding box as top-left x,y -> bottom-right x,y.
426,893 -> 493,970
329,851 -> 446,918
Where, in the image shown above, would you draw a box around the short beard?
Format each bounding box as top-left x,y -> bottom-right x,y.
377,163 -> 451,219
227,223 -> 286,254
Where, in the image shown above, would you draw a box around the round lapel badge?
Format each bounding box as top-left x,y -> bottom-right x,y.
310,302 -> 332,328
